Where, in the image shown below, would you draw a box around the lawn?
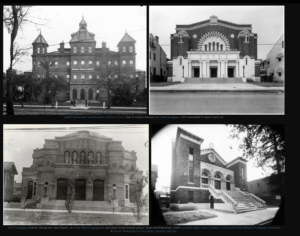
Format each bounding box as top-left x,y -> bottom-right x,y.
163,210 -> 217,225
247,82 -> 284,87
4,210 -> 149,225
150,82 -> 181,87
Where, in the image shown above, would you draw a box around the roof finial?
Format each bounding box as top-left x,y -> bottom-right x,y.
82,15 -> 84,20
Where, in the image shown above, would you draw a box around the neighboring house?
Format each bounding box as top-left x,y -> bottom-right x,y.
149,34 -> 167,77
135,69 -> 146,92
151,164 -> 158,191
169,15 -> 260,82
32,17 -> 138,102
247,174 -> 284,205
266,34 -> 284,82
260,59 -> 268,76
4,162 -> 18,202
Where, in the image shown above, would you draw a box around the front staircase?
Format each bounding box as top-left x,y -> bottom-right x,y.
184,77 -> 244,84
208,185 -> 267,214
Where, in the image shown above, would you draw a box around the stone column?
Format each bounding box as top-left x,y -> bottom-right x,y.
189,61 -> 192,78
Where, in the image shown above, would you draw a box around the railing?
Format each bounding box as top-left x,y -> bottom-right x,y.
201,183 -> 209,188
190,49 -> 238,52
208,184 -> 238,213
235,187 -> 266,207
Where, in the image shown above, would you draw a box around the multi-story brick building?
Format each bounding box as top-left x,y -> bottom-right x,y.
32,17 -> 144,102
21,130 -> 143,211
170,127 -> 266,213
4,162 -> 18,202
149,34 -> 167,77
169,15 -> 261,82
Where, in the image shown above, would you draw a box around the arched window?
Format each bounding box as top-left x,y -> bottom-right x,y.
201,172 -> 208,184
88,152 -> 94,164
205,45 -> 207,51
64,151 -> 70,163
246,58 -> 248,66
221,45 -> 223,51
72,151 -> 78,164
202,172 -> 208,177
209,43 -> 211,51
123,46 -> 126,52
213,42 -> 215,51
217,42 -> 219,51
37,47 -> 40,53
179,57 -> 182,66
80,151 -> 86,164
96,152 -> 102,164
214,174 -> 221,179
129,46 -> 133,52
226,176 -> 231,181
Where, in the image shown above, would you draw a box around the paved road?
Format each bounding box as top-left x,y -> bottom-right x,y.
150,92 -> 284,114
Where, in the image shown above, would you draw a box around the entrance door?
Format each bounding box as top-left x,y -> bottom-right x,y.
194,68 -> 199,77
210,68 -> 217,77
93,180 -> 104,201
75,179 -> 86,200
73,89 -> 77,100
27,181 -> 33,199
57,179 -> 68,200
228,68 -> 234,77
80,89 -> 85,100
226,182 -> 231,191
188,191 -> 193,203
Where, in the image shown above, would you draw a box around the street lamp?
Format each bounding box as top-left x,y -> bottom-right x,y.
18,86 -> 24,107
112,183 -> 116,214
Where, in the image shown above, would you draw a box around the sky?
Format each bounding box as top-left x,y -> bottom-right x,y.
3,6 -> 146,73
152,125 -> 272,192
3,124 -> 149,194
150,5 -> 284,60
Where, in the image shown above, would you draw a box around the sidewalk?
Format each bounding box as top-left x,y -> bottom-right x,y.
150,83 -> 284,93
178,208 -> 279,225
4,208 -> 148,216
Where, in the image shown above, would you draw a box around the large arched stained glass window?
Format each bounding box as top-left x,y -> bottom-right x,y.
64,151 -> 70,163
72,151 -> 78,164
96,152 -> 102,164
88,152 -> 94,164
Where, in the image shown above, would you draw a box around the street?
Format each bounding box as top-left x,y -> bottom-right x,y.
150,92 -> 284,114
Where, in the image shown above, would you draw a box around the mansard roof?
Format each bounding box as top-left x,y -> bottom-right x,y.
32,33 -> 48,46
117,32 -> 136,46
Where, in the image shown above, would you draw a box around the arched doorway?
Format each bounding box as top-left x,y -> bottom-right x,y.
80,89 -> 85,100
75,179 -> 86,200
93,180 -> 104,201
88,89 -> 93,100
73,89 -> 77,100
56,179 -> 68,200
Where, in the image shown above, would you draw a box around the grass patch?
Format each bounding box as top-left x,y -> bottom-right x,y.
150,82 -> 181,87
163,210 -> 217,225
4,210 -> 149,225
247,82 -> 284,87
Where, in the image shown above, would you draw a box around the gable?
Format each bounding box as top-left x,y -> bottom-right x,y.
200,152 -> 227,169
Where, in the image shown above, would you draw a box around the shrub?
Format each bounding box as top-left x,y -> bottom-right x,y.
246,77 -> 254,82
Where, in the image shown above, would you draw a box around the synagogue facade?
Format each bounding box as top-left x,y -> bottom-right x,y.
21,130 -> 143,209
169,16 -> 261,82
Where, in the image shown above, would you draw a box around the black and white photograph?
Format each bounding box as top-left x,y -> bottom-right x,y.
3,124 -> 149,225
149,6 -> 284,115
3,6 -> 147,115
151,125 -> 285,225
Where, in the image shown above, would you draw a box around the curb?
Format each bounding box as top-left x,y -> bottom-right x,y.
150,90 -> 284,93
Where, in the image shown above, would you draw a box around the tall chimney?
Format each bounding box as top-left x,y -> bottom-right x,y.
155,36 -> 159,43
60,41 -> 64,53
102,41 -> 106,49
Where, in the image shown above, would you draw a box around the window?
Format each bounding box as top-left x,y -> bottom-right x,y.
123,46 -> 126,52
37,61 -> 40,67
180,58 -> 182,66
257,182 -> 260,188
89,47 -> 92,53
96,61 -> 99,66
96,75 -> 99,79
221,45 -> 223,51
74,61 -> 77,65
246,58 -> 248,65
115,61 -> 118,65
154,53 -> 156,61
115,75 -> 118,78
74,75 -> 77,79
108,61 -> 111,65
188,147 -> 194,183
278,72 -> 282,76
80,152 -> 86,164
209,43 -> 211,51
37,47 -> 40,53
42,48 -> 45,54
89,61 -> 92,65
81,47 -> 84,53
81,61 -> 85,65
66,75 -> 70,79
123,60 -> 126,65
202,172 -> 208,184
150,52 -> 151,60
37,75 -> 40,78
242,167 -> 244,179
205,45 -> 207,51
130,60 -> 133,66
89,75 -> 92,79
125,184 -> 129,199
130,75 -> 133,78
278,58 -> 281,62
33,182 -> 37,196
67,62 -> 70,66
129,46 -> 133,52
55,61 -> 58,68
73,47 -> 77,53
55,75 -> 58,79
81,75 -> 85,79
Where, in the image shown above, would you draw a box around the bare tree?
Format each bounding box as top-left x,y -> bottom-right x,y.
93,52 -> 137,108
3,5 -> 49,115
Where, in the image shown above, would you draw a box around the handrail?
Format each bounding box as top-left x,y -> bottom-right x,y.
235,187 -> 266,206
208,184 -> 238,213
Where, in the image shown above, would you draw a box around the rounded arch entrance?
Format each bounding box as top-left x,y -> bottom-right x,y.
56,178 -> 68,200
